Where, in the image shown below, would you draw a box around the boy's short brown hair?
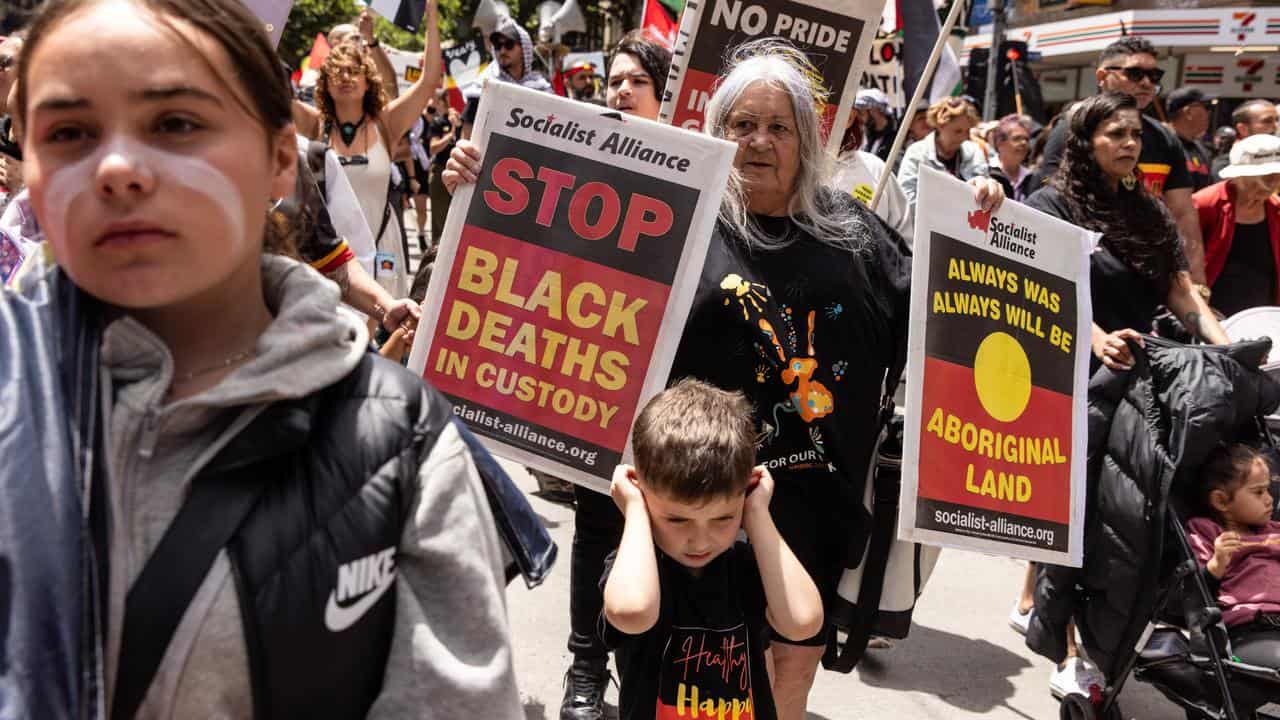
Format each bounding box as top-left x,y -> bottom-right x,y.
631,379 -> 757,502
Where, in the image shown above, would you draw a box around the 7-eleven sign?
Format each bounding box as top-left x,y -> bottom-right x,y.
1233,12 -> 1258,42
1236,58 -> 1265,91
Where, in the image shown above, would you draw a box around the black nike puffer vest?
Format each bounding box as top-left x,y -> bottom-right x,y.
220,353 -> 452,719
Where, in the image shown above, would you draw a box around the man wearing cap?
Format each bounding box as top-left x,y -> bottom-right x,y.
1194,134 -> 1280,317
1165,87 -> 1215,192
482,15 -> 554,93
855,88 -> 896,161
1210,99 -> 1279,182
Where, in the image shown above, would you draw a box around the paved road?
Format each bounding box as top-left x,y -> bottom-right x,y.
495,459 -> 1175,720
400,214 -> 1177,719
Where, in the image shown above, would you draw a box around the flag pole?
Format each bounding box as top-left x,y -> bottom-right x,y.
870,0 -> 967,212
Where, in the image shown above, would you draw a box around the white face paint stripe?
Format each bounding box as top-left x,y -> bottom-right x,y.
41,135 -> 246,254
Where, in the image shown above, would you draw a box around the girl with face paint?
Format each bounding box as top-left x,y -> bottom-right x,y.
4,1 -> 522,717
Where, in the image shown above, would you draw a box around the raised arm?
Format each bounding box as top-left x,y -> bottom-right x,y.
292,100 -> 321,140
382,0 -> 442,142
359,11 -> 402,101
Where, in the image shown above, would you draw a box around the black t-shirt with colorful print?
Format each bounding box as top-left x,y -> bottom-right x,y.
668,192 -> 911,497
602,542 -> 775,720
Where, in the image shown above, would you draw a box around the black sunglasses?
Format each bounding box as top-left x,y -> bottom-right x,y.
490,36 -> 517,51
338,155 -> 369,166
1104,66 -> 1165,85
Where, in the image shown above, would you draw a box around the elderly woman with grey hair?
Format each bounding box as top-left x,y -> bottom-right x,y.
665,40 -> 1003,719
441,37 -> 1003,719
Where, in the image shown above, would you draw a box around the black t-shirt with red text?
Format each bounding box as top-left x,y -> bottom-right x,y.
601,542 -> 776,720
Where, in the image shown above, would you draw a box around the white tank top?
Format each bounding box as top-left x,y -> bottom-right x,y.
337,122 -> 407,298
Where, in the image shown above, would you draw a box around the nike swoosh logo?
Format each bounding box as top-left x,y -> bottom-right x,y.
324,571 -> 397,632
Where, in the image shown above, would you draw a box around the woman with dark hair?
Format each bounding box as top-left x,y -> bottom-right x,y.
1015,91 -> 1228,702
1,0 -> 520,716
1027,91 -> 1228,371
602,29 -> 667,119
298,25 -> 441,300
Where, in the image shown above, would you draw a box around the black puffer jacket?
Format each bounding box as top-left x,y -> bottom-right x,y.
1028,337 -> 1280,678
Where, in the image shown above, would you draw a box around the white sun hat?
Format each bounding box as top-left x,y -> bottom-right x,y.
1219,133 -> 1280,179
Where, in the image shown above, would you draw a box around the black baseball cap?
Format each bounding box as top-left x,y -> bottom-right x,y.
1166,87 -> 1213,116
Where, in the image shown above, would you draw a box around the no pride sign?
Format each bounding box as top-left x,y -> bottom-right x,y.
658,0 -> 884,155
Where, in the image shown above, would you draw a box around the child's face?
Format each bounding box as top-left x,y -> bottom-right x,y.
1221,459 -> 1275,528
642,485 -> 745,571
22,0 -> 295,310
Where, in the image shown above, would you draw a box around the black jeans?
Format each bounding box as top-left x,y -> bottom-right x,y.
566,484 -> 625,659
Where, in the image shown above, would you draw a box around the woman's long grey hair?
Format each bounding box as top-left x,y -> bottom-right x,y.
703,39 -> 869,253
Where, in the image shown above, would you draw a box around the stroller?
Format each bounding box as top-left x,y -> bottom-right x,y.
1031,336 -> 1280,720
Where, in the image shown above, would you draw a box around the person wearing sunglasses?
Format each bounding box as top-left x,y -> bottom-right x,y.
481,15 -> 552,93
1031,36 -> 1208,288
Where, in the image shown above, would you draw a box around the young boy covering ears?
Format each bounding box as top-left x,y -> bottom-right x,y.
601,379 -> 824,720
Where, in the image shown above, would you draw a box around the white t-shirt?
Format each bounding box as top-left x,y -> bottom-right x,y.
832,150 -> 914,247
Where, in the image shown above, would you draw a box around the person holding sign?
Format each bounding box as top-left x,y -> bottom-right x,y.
670,40 -> 1001,719
4,0 -> 520,716
442,30 -> 676,720
1021,91 -> 1230,700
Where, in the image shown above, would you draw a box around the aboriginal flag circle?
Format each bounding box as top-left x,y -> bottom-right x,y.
973,331 -> 1032,423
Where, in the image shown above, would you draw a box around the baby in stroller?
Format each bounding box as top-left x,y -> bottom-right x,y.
1187,443 -> 1280,674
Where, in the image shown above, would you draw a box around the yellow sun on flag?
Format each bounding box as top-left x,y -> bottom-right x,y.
972,331 -> 1032,423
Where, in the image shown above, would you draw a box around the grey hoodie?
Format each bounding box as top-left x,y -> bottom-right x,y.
99,255 -> 522,719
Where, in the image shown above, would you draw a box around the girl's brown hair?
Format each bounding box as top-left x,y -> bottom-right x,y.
15,0 -> 297,254
315,42 -> 389,129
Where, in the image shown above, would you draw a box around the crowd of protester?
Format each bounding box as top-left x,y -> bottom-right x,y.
0,1 -> 1278,719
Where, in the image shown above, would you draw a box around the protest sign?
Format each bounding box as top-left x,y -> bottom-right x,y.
859,35 -> 904,111
443,41 -> 486,110
370,0 -> 427,32
384,46 -> 425,95
241,0 -> 294,47
407,81 -> 736,492
898,168 -> 1093,566
658,0 -> 884,154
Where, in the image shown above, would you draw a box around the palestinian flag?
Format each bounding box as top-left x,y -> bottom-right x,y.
642,0 -> 679,49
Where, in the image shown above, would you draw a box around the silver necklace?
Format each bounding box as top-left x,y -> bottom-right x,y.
172,348 -> 256,383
